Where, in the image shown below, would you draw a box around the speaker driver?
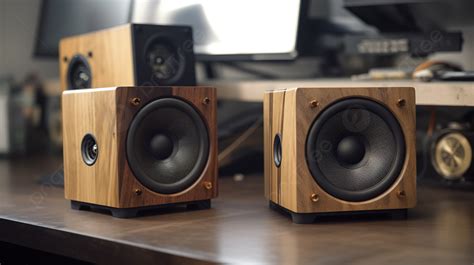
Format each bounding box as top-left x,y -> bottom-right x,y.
432,132 -> 472,180
306,98 -> 406,202
145,38 -> 185,84
67,55 -> 91,90
127,98 -> 209,194
81,134 -> 98,166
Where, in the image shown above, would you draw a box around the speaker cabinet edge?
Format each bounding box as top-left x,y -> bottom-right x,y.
264,87 -> 416,215
59,24 -> 136,91
62,87 -> 121,207
63,86 -> 218,210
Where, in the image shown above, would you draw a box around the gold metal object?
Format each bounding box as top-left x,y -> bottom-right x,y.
130,97 -> 141,106
432,132 -> 472,180
397,99 -> 406,107
203,181 -> 213,190
397,190 -> 406,198
202,97 -> 210,105
134,188 -> 142,196
311,193 -> 319,203
310,100 -> 319,108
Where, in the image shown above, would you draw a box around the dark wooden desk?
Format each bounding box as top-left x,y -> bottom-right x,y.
0,157 -> 473,264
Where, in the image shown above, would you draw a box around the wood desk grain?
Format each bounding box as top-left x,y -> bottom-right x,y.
0,157 -> 473,264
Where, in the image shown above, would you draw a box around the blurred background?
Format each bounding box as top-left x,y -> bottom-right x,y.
1,0 -> 474,186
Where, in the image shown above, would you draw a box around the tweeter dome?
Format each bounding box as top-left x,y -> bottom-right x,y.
62,86 -> 217,217
59,24 -> 196,90
264,87 -> 416,223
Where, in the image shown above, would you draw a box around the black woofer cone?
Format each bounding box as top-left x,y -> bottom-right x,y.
67,55 -> 91,90
145,38 -> 185,84
306,98 -> 406,202
127,98 -> 209,194
81,134 -> 98,166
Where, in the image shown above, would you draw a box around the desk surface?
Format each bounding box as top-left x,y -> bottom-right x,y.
0,157 -> 473,264
211,79 -> 474,106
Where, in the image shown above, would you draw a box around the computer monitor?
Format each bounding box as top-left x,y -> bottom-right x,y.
132,0 -> 306,61
344,0 -> 474,32
34,0 -> 132,57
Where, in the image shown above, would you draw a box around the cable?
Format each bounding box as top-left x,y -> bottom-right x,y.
427,107 -> 437,136
218,118 -> 263,163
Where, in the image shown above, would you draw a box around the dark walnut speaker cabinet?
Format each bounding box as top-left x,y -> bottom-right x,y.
59,24 -> 196,90
264,87 -> 416,223
62,86 -> 217,218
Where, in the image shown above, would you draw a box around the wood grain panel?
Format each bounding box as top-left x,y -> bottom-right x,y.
264,90 -> 282,204
264,87 -> 416,214
264,89 -> 298,210
279,90 -> 298,210
62,88 -> 120,207
62,86 -> 218,209
59,24 -> 135,91
263,92 -> 271,200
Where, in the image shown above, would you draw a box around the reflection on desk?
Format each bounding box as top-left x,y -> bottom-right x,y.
0,157 -> 473,264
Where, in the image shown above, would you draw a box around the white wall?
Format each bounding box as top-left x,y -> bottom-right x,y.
0,0 -> 59,81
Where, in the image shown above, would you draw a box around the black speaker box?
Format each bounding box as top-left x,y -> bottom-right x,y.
59,23 -> 196,90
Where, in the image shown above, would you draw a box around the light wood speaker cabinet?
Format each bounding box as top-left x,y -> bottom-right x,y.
59,24 -> 196,90
264,87 -> 416,223
62,86 -> 217,217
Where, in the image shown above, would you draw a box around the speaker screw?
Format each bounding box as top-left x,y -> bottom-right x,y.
311,193 -> 319,203
63,56 -> 68,62
134,188 -> 142,196
130,97 -> 141,106
309,100 -> 319,108
203,181 -> 213,190
397,99 -> 406,107
397,190 -> 406,198
202,97 -> 210,105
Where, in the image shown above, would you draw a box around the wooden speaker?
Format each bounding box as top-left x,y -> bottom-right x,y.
264,87 -> 416,223
59,24 -> 196,90
62,86 -> 217,218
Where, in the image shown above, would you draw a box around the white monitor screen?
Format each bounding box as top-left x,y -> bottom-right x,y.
132,0 -> 302,60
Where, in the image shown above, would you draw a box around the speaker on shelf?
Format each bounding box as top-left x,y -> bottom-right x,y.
431,129 -> 474,181
59,24 -> 196,90
264,87 -> 416,223
419,128 -> 474,188
62,86 -> 217,218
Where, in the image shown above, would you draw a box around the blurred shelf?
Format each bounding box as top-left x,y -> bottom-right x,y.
210,79 -> 474,106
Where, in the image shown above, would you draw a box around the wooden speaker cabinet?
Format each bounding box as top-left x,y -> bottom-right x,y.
59,24 -> 196,90
62,86 -> 217,218
264,87 -> 416,223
